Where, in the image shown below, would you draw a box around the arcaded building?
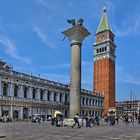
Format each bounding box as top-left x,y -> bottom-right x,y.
0,60 -> 103,120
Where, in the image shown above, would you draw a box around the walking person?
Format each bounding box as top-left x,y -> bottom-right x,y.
137,115 -> 140,124
95,115 -> 100,126
71,113 -> 81,128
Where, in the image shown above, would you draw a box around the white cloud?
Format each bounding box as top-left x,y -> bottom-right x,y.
0,34 -> 31,64
32,26 -> 57,49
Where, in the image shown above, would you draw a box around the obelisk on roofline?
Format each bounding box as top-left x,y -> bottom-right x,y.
62,19 -> 91,118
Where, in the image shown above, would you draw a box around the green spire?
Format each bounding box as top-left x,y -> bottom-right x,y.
96,7 -> 112,34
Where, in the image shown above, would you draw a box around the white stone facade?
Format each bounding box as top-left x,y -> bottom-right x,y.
0,68 -> 104,120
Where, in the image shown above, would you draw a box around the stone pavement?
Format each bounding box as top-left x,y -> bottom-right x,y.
0,121 -> 140,140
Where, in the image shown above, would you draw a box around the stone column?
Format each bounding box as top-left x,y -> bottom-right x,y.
19,85 -> 24,98
29,87 -> 33,99
56,93 -> 60,102
19,106 -> 23,120
9,83 -> 14,97
29,107 -> 32,117
0,79 -> 2,96
62,24 -> 90,118
10,106 -> 13,119
44,90 -> 47,101
36,89 -> 40,100
0,106 -> 2,116
50,91 -> 54,102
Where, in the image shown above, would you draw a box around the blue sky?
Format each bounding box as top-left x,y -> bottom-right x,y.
0,0 -> 140,101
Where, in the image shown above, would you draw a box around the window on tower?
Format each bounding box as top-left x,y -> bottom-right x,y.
102,47 -> 104,52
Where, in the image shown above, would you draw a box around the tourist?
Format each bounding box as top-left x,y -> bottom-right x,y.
109,115 -> 115,126
115,116 -> 119,124
95,115 -> 99,126
71,113 -> 81,128
137,115 -> 140,124
90,115 -> 95,126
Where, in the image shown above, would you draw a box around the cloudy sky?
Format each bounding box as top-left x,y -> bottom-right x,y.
0,0 -> 140,101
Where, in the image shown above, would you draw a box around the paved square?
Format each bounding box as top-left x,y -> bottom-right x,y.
0,121 -> 140,140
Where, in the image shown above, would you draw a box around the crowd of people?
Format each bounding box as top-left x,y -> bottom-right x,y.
71,113 -> 140,128
0,116 -> 12,122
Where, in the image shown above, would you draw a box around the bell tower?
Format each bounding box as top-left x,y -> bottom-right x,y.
93,7 -> 116,115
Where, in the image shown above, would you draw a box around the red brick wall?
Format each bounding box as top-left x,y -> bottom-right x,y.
93,58 -> 115,115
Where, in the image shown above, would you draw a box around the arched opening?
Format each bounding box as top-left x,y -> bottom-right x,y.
65,94 -> 68,102
82,97 -> 85,105
3,83 -> 8,96
24,87 -> 28,98
89,99 -> 92,106
60,93 -> 62,102
32,89 -> 36,99
86,98 -> 88,106
92,99 -> 95,106
2,110 -> 9,117
23,108 -> 28,119
14,85 -> 18,97
40,90 -> 44,100
13,110 -> 19,120
54,92 -> 56,102
47,91 -> 50,101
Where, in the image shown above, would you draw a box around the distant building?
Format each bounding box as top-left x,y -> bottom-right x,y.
0,60 -> 104,120
116,100 -> 140,116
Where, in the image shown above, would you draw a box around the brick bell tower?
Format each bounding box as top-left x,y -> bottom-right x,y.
93,7 -> 116,116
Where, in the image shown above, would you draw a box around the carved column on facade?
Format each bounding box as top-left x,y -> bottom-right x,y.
10,105 -> 13,119
29,87 -> 33,99
44,90 -> 47,101
56,92 -> 60,102
50,91 -> 54,102
62,93 -> 65,103
19,85 -> 24,98
9,83 -> 14,97
19,106 -> 23,120
36,89 -> 40,100
29,107 -> 32,117
42,90 -> 46,100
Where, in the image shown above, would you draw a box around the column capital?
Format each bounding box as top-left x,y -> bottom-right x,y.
62,24 -> 91,44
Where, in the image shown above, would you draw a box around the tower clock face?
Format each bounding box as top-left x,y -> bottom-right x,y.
99,34 -> 105,42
